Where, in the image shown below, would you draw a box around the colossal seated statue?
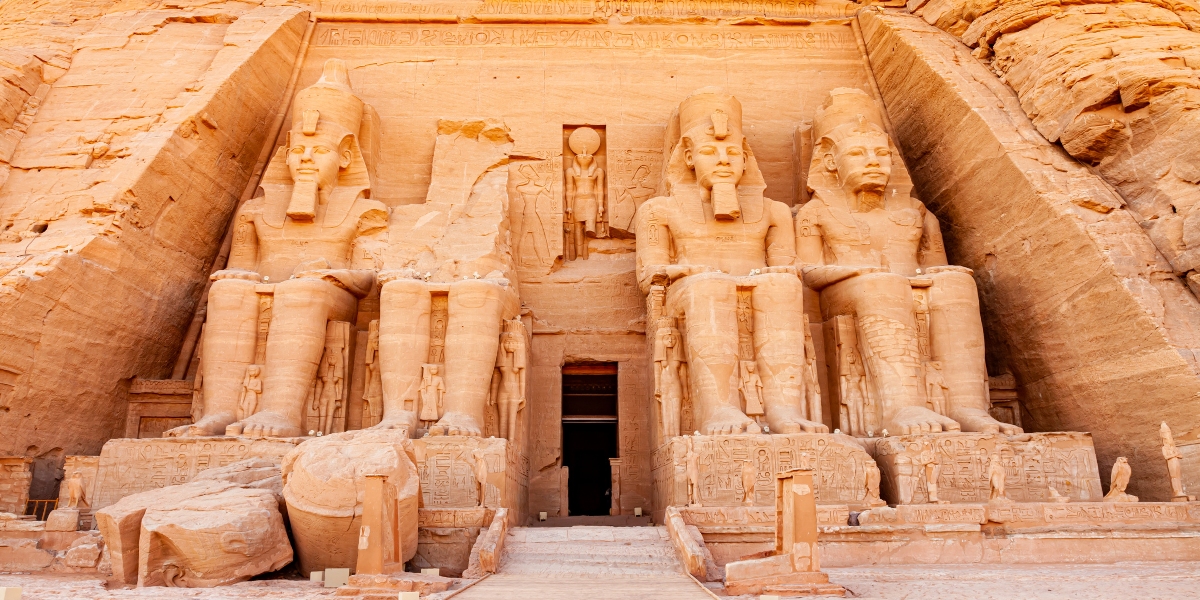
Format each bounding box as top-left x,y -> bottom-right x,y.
169,59 -> 387,438
636,88 -> 826,437
796,88 -> 1019,436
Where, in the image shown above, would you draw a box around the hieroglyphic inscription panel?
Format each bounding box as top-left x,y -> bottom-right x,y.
313,24 -> 857,50
90,437 -> 303,510
652,433 -> 874,512
986,501 -> 1200,528
681,504 -> 850,528
606,124 -> 664,236
314,0 -> 864,20
874,432 -> 1102,505
413,437 -> 527,520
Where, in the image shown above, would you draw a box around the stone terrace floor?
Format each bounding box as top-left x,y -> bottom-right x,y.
2,562 -> 1200,599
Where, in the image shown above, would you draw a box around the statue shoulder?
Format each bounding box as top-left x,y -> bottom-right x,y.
764,197 -> 793,222
354,197 -> 389,235
795,198 -> 829,227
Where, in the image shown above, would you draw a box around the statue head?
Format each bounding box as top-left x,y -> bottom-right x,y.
810,88 -> 897,207
282,59 -> 369,221
247,365 -> 261,377
429,364 -> 439,375
664,88 -> 767,221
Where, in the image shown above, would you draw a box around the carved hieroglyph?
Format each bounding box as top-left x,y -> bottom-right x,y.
798,88 -> 1017,437
874,433 -> 1103,504
653,434 -> 877,510
169,58 -> 387,439
635,88 -> 824,436
412,436 -> 527,520
281,430 -> 419,575
87,437 -> 302,511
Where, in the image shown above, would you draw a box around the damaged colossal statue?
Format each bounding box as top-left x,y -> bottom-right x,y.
796,88 -> 1019,436
169,58 -> 387,439
637,88 -> 826,437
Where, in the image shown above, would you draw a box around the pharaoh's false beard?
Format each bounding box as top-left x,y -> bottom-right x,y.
711,182 -> 741,221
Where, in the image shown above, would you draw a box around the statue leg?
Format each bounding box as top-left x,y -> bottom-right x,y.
241,278 -> 356,438
822,273 -> 960,435
928,271 -> 1021,434
431,280 -> 516,436
668,273 -> 754,435
376,278 -> 429,432
750,273 -> 827,433
167,278 -> 258,437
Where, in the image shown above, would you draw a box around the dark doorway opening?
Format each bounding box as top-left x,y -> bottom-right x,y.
562,363 -> 618,516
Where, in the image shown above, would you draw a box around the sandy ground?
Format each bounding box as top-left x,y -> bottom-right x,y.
3,562 -> 1200,599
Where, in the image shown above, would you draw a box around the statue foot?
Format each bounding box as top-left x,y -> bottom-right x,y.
888,406 -> 961,435
367,410 -> 418,436
429,412 -> 482,437
163,413 -> 233,438
767,406 -> 829,434
238,411 -> 303,438
952,408 -> 1023,434
700,407 -> 755,435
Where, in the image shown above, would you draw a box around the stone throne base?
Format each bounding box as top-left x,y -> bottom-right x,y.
652,433 -> 879,518
872,432 -> 1102,505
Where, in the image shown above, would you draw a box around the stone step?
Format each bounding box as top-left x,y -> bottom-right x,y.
497,526 -> 683,577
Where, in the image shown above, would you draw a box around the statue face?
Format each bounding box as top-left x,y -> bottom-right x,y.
504,337 -> 518,352
663,332 -> 676,347
685,134 -> 745,190
576,153 -> 594,167
827,132 -> 892,195
430,365 -> 439,375
287,131 -> 352,192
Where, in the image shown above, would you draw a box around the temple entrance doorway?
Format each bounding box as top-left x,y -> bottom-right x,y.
561,363 -> 619,516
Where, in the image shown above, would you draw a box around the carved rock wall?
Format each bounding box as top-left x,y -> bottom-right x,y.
0,3 -> 307,456
910,0 -> 1200,294
859,9 -> 1200,499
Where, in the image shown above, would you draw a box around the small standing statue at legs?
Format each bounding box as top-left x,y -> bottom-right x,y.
738,361 -> 765,424
418,363 -> 446,430
362,320 -> 383,427
654,319 -> 687,444
494,319 -> 527,442
238,365 -> 262,421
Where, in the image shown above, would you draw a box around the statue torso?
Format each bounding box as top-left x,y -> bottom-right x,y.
242,193 -> 375,281
648,192 -> 777,275
800,194 -> 926,275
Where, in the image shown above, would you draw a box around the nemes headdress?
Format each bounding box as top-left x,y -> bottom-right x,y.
291,59 -> 364,143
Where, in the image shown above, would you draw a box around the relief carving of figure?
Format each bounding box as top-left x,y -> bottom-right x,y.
512,163 -> 553,268
237,365 -> 262,421
565,127 -> 605,261
168,59 -> 387,438
362,320 -> 383,427
802,316 -> 823,426
418,364 -> 445,428
686,440 -> 701,506
924,361 -> 948,416
654,319 -> 688,443
741,459 -> 756,505
472,448 -> 490,506
797,88 -> 1019,436
635,88 -> 825,436
863,460 -> 885,507
895,443 -> 919,503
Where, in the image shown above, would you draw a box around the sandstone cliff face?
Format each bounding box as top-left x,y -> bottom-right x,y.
860,9 -> 1200,499
911,0 -> 1200,298
0,2 -> 307,457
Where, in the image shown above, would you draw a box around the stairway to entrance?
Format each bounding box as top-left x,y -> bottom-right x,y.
450,526 -> 714,599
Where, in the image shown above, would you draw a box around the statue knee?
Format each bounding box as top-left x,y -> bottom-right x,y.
208,277 -> 257,309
